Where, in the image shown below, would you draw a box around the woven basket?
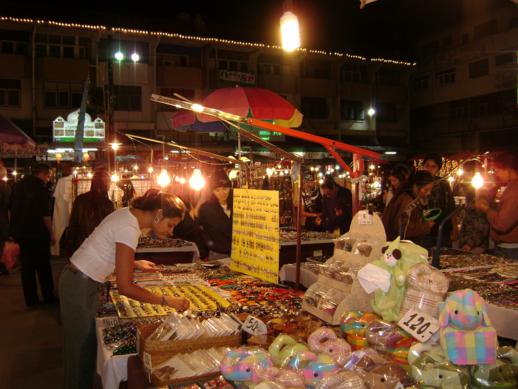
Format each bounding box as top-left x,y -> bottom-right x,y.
138,323 -> 242,367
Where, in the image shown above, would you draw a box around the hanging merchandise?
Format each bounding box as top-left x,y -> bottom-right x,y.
357,237 -> 428,322
302,211 -> 387,324
438,289 -> 497,366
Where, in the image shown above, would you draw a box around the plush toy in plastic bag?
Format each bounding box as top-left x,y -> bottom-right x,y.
365,320 -> 416,365
408,343 -> 470,389
400,263 -> 449,318
221,347 -> 273,383
340,311 -> 380,350
470,346 -> 518,388
438,289 -> 497,365
316,370 -> 367,389
308,327 -> 352,365
268,334 -> 309,368
358,237 -> 428,322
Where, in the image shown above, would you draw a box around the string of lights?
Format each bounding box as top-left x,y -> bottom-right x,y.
0,15 -> 415,66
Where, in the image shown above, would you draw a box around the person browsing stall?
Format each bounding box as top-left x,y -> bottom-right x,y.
476,152 -> 518,260
59,189 -> 190,389
319,176 -> 353,234
198,169 -> 233,259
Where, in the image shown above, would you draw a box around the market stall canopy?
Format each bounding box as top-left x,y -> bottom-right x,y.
0,115 -> 36,156
171,87 -> 303,132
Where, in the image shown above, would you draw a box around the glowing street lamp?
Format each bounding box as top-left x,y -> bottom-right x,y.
110,173 -> 120,182
471,172 -> 484,189
189,169 -> 205,191
157,169 -> 171,188
111,142 -> 120,151
114,51 -> 124,61
280,11 -> 301,52
367,107 -> 376,117
130,52 -> 140,62
147,166 -> 154,174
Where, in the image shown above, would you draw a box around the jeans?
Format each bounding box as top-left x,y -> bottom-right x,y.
59,265 -> 100,389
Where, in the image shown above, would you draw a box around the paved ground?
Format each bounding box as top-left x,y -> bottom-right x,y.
0,258 -> 65,389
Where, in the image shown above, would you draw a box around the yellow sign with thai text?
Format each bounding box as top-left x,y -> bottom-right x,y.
230,189 -> 280,283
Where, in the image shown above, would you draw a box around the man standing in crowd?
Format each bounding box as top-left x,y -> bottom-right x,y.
476,152 -> 518,260
319,176 -> 353,234
9,164 -> 57,307
422,153 -> 455,248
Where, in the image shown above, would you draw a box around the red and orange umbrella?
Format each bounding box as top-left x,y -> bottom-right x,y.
172,87 -> 303,132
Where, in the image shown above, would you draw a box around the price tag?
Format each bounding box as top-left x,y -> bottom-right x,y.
242,315 -> 268,336
398,308 -> 439,343
358,211 -> 373,225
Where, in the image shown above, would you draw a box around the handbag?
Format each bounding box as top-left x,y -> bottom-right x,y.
1,240 -> 20,271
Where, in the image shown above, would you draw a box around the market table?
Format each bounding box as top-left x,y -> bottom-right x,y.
96,316 -> 136,389
279,238 -> 335,267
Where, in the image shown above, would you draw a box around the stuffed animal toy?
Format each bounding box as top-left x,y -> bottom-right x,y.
268,334 -> 309,368
438,289 -> 497,365
470,346 -> 518,388
359,237 -> 428,322
365,319 -> 416,365
316,370 -> 367,389
400,263 -> 449,318
340,311 -> 380,350
408,344 -> 470,389
221,347 -> 273,383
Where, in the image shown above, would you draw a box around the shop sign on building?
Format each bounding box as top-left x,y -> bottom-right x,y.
231,189 -> 280,283
219,70 -> 256,85
53,110 -> 105,143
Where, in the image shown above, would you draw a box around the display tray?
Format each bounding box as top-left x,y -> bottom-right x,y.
137,323 -> 242,367
110,285 -> 231,319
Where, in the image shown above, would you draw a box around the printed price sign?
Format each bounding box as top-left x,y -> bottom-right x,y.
242,315 -> 268,336
398,308 -> 439,342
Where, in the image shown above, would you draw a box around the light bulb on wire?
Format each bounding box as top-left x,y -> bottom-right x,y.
189,169 -> 205,191
157,169 -> 171,187
471,172 -> 484,189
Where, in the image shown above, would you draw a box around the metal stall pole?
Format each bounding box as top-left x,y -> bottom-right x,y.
295,161 -> 303,289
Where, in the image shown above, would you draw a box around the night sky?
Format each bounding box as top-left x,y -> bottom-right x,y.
0,0 -> 511,60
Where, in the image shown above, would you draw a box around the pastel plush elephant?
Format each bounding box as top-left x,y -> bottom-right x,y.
301,354 -> 339,387
439,289 -> 497,365
221,347 -> 273,383
368,238 -> 429,322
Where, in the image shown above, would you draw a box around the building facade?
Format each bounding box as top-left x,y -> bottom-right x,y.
411,0 -> 518,153
0,16 -> 413,155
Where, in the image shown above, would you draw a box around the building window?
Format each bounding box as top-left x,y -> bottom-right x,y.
377,102 -> 398,122
0,29 -> 30,55
449,100 -> 469,120
44,82 -> 83,108
218,59 -> 249,72
474,19 -> 497,40
258,63 -> 281,75
414,75 -> 429,91
340,100 -> 364,121
35,34 -> 91,60
495,52 -> 515,66
435,68 -> 456,86
158,54 -> 190,67
376,69 -> 401,86
112,85 -> 141,111
341,63 -> 367,83
301,60 -> 331,79
301,97 -> 328,119
469,59 -> 489,79
0,79 -> 21,107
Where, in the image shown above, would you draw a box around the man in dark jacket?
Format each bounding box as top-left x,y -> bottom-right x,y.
320,176 -> 353,234
9,164 -> 56,307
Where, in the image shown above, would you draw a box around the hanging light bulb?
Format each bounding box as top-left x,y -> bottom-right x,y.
133,164 -> 139,171
369,164 -> 376,170
157,169 -> 171,187
280,11 -> 301,52
266,168 -> 274,177
471,172 -> 484,189
147,166 -> 154,174
457,168 -> 464,177
111,173 -> 119,182
189,169 -> 205,191
448,176 -> 455,184
2,176 -> 7,182
87,172 -> 93,179
179,177 -> 186,185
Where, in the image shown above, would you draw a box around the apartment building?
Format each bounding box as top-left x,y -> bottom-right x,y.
0,16 -> 414,155
411,0 -> 518,153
